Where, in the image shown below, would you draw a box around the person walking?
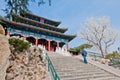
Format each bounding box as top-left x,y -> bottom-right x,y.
81,49 -> 88,64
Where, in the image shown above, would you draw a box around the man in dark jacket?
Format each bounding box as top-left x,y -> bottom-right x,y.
81,49 -> 88,64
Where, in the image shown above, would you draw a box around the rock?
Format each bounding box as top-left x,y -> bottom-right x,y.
100,58 -> 110,65
0,25 -> 11,80
6,45 -> 47,80
0,24 -> 5,35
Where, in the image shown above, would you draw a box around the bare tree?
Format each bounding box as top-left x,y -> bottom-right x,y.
78,16 -> 118,57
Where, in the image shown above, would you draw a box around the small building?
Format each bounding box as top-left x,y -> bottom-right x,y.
0,11 -> 76,51
69,50 -> 80,56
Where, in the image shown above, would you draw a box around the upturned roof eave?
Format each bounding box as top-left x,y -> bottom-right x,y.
20,10 -> 61,26
12,13 -> 67,32
0,17 -> 76,41
68,35 -> 76,42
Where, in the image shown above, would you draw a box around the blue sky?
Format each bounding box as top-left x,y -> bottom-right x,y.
0,0 -> 120,51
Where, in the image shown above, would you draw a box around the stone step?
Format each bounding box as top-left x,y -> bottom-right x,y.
60,74 -> 114,80
56,68 -> 104,73
89,76 -> 120,80
59,72 -> 111,78
54,65 -> 99,69
54,64 -> 97,67
57,70 -> 106,76
61,76 -> 119,80
50,57 -> 77,60
53,64 -> 89,67
52,61 -> 94,66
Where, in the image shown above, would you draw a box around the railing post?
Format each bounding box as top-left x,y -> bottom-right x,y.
55,73 -> 57,80
48,61 -> 50,71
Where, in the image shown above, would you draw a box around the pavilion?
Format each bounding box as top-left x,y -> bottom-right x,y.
0,11 -> 76,51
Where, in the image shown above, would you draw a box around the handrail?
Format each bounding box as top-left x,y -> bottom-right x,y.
45,52 -> 60,80
88,52 -> 103,60
109,58 -> 120,65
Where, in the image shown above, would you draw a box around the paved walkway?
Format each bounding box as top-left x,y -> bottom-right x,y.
75,55 -> 120,77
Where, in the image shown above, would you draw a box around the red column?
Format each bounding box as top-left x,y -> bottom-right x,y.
7,31 -> 10,37
35,37 -> 38,46
51,45 -> 54,51
57,42 -> 59,48
48,40 -> 51,51
66,43 -> 69,50
23,35 -> 27,40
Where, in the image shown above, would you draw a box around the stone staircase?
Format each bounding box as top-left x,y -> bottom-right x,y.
48,53 -> 120,80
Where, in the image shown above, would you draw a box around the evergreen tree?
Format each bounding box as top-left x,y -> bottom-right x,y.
70,43 -> 93,52
3,0 -> 51,19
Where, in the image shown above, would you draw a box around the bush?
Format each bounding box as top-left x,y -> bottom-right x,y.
105,51 -> 120,59
70,43 -> 92,52
9,38 -> 30,52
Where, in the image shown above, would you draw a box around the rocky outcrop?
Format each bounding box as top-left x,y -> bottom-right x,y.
0,24 -> 5,35
6,46 -> 47,80
0,24 -> 11,80
0,24 -> 47,80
